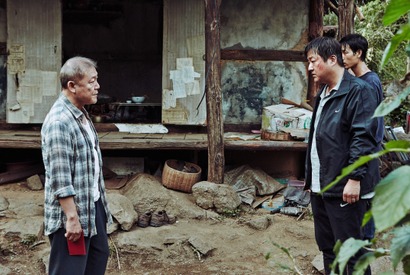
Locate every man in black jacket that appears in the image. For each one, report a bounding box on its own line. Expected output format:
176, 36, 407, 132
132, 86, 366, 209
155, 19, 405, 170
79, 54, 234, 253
304, 37, 379, 275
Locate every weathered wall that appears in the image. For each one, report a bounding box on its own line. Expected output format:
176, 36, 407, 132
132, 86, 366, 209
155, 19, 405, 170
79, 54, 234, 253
0, 1, 6, 121
220, 0, 309, 124
222, 61, 307, 124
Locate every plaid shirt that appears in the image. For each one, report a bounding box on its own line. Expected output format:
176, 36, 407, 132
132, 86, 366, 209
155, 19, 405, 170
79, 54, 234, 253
41, 94, 112, 237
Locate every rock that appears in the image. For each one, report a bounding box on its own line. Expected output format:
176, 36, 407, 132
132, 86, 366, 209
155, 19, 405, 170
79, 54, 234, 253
192, 181, 219, 209
0, 216, 44, 238
121, 173, 173, 213
312, 254, 325, 274
192, 181, 241, 214
0, 264, 11, 275
188, 236, 215, 256
163, 235, 188, 245
26, 174, 43, 190
213, 184, 242, 214
246, 216, 271, 230
0, 195, 9, 211
107, 193, 138, 231
107, 220, 120, 234
121, 173, 218, 220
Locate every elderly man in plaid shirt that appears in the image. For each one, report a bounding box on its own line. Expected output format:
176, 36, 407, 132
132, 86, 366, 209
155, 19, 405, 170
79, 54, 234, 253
41, 56, 112, 275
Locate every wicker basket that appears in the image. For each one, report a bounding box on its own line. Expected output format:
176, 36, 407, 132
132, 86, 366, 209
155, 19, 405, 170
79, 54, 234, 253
162, 159, 202, 193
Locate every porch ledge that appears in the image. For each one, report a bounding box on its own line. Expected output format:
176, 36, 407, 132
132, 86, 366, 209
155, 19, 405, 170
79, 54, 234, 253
0, 130, 307, 151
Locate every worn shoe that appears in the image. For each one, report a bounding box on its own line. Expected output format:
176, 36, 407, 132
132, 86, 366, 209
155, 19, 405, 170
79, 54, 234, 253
137, 211, 152, 228
150, 210, 176, 227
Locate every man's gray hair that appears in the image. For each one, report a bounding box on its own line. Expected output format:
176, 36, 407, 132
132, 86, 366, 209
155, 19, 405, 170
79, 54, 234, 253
60, 56, 97, 88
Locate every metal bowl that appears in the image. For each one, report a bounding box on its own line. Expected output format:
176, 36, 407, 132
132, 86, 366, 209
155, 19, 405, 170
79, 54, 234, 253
131, 96, 145, 103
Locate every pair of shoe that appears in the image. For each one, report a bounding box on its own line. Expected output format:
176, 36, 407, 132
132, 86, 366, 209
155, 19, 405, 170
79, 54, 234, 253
137, 210, 176, 228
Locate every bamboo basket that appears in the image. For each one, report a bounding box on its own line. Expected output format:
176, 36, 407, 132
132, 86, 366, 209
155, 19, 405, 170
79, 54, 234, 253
162, 159, 202, 193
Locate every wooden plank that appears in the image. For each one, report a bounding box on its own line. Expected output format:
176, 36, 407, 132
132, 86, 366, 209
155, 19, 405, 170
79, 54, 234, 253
122, 133, 148, 139
221, 49, 305, 62
164, 133, 187, 140
185, 134, 206, 140
0, 130, 307, 151
98, 138, 208, 150
102, 132, 130, 139
14, 132, 41, 137
145, 134, 164, 139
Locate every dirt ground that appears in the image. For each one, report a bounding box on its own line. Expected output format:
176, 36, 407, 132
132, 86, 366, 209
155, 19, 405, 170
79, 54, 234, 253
0, 181, 322, 275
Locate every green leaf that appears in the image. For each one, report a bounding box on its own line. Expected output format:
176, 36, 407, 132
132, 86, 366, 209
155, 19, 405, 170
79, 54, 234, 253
362, 210, 373, 228
384, 139, 410, 150
372, 166, 410, 232
332, 238, 370, 274
390, 225, 410, 269
383, 0, 410, 26
380, 24, 410, 69
354, 248, 389, 275
374, 85, 410, 117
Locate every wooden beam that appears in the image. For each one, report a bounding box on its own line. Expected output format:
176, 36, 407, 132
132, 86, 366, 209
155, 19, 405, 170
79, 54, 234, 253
307, 0, 324, 108
221, 49, 305, 62
205, 0, 224, 184
337, 0, 355, 39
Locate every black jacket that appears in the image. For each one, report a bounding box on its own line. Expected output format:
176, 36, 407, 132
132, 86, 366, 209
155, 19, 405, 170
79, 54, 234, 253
305, 70, 380, 197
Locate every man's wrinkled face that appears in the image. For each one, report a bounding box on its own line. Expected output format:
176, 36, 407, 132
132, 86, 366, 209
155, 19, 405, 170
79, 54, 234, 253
72, 67, 100, 107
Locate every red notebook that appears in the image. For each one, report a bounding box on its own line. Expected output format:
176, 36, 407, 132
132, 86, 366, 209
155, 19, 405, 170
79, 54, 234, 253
67, 231, 86, 256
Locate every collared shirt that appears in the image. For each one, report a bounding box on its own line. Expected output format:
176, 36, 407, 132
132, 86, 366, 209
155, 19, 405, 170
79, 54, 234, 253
311, 79, 343, 192
41, 94, 111, 237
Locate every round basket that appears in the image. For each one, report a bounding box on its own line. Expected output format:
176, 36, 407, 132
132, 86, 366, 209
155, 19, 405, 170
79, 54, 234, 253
162, 159, 202, 193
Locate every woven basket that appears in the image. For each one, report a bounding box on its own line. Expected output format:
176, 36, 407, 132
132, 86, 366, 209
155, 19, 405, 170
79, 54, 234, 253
162, 159, 202, 193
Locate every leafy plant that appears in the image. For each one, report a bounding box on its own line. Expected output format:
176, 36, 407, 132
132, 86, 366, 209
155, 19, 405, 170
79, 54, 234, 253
322, 0, 410, 273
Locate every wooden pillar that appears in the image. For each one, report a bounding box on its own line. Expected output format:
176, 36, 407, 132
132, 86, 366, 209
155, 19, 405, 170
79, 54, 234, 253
205, 0, 224, 184
337, 0, 355, 39
307, 0, 324, 107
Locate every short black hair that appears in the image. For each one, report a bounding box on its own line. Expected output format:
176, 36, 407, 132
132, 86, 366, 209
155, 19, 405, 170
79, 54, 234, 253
340, 33, 368, 61
304, 36, 344, 66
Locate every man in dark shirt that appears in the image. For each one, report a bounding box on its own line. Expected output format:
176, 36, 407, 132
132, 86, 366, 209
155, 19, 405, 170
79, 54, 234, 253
340, 34, 384, 241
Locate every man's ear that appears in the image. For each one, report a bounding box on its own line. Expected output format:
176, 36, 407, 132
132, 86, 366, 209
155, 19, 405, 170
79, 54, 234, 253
328, 54, 338, 66
67, 81, 76, 94
356, 49, 363, 58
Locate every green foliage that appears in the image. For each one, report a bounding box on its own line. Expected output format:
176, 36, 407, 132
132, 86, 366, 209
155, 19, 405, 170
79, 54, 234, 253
355, 0, 408, 81
321, 1, 410, 272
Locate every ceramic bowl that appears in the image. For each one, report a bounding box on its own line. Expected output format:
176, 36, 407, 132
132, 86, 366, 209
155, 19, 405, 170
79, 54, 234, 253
131, 96, 145, 103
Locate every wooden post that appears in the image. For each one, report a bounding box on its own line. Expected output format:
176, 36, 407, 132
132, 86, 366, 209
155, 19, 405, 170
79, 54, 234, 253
205, 0, 224, 184
307, 0, 324, 107
337, 0, 355, 39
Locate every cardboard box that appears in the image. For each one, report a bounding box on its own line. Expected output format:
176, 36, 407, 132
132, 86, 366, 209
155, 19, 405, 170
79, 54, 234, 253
261, 104, 312, 132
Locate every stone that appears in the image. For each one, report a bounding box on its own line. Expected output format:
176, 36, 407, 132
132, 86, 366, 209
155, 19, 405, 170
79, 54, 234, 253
0, 195, 9, 211
107, 192, 138, 231
246, 216, 271, 230
26, 174, 44, 190
192, 181, 241, 214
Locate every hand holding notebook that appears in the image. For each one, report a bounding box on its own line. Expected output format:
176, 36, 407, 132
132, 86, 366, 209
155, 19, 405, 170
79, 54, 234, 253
67, 231, 86, 256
